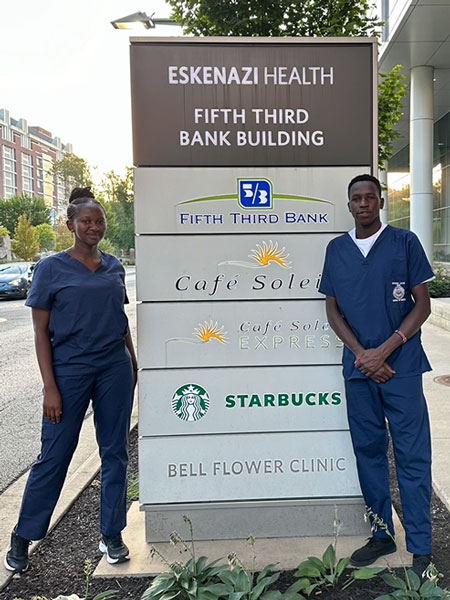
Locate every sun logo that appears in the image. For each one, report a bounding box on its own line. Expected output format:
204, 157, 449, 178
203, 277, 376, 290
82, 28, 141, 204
194, 321, 228, 344
249, 241, 291, 268
167, 320, 228, 345
218, 240, 291, 269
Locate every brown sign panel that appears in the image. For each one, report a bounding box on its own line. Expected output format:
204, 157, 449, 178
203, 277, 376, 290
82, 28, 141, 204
130, 39, 374, 168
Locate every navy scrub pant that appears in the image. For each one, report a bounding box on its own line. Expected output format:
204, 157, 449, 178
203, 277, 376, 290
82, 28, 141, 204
16, 359, 134, 541
345, 375, 432, 556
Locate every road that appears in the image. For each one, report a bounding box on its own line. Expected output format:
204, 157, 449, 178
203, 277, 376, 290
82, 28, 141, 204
0, 268, 136, 493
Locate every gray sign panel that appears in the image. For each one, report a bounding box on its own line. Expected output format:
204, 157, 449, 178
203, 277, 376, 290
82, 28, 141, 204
139, 366, 348, 436
137, 300, 342, 368
131, 40, 374, 167
139, 431, 361, 504
134, 167, 361, 234
136, 233, 334, 301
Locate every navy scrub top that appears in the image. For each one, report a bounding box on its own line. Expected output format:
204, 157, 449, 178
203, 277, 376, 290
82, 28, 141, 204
319, 225, 434, 380
26, 251, 130, 374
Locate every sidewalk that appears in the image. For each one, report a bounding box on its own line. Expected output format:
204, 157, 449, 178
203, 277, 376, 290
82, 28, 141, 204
1, 298, 449, 589
0, 404, 138, 591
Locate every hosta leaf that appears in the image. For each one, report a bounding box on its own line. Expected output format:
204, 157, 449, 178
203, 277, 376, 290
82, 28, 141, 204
304, 557, 324, 570
295, 566, 322, 579
259, 591, 282, 600
257, 564, 279, 580
404, 569, 421, 591
336, 557, 351, 577
200, 583, 230, 596
382, 573, 407, 590
322, 544, 337, 570
353, 566, 386, 580
285, 578, 309, 594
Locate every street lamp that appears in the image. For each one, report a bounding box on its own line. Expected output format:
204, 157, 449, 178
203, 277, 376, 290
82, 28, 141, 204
111, 11, 177, 30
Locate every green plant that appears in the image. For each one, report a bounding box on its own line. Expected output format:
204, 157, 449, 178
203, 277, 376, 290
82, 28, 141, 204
218, 558, 288, 600
11, 215, 39, 260
429, 264, 450, 298
376, 568, 450, 599
127, 474, 139, 502
98, 237, 117, 255
378, 65, 408, 169
0, 223, 9, 236
141, 516, 230, 600
35, 223, 56, 252
364, 509, 449, 600
294, 542, 384, 596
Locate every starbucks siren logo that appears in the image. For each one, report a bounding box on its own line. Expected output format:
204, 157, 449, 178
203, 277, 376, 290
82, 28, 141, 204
172, 384, 210, 422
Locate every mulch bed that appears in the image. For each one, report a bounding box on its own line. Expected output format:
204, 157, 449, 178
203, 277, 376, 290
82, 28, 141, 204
2, 428, 450, 600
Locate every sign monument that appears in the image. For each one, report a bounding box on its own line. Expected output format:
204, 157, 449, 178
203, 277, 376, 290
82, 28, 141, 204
130, 37, 378, 541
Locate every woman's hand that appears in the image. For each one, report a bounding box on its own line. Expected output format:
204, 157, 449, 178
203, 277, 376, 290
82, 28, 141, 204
43, 385, 62, 424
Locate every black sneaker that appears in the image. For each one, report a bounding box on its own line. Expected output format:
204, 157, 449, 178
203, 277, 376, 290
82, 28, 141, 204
99, 533, 130, 564
4, 527, 30, 573
412, 554, 432, 579
350, 536, 397, 567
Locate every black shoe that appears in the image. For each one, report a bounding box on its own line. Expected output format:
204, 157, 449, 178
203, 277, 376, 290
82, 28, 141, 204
99, 533, 130, 564
350, 536, 397, 567
412, 554, 432, 579
4, 527, 30, 573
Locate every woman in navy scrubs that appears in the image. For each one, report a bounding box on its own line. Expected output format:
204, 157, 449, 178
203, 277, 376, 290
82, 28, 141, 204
4, 187, 137, 572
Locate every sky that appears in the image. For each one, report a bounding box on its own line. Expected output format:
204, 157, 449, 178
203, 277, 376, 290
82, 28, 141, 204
0, 0, 181, 183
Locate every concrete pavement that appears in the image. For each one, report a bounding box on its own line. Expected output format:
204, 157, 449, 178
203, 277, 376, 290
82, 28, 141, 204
1, 298, 449, 589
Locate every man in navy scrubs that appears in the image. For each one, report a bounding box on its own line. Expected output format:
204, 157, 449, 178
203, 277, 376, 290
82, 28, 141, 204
319, 174, 434, 577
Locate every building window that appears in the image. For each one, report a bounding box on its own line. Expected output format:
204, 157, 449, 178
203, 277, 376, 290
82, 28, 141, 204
2, 146, 17, 198
22, 153, 34, 197
21, 135, 32, 150
0, 126, 14, 143
35, 155, 44, 196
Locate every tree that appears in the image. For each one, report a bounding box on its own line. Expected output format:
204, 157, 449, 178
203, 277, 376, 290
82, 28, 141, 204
166, 0, 406, 166
99, 168, 135, 253
168, 0, 382, 37
378, 65, 408, 170
35, 223, 56, 252
51, 153, 92, 200
98, 237, 117, 255
54, 215, 73, 252
11, 216, 39, 260
0, 195, 51, 234
0, 223, 9, 237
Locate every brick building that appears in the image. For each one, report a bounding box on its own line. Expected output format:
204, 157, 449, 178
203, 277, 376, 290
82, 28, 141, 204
0, 108, 72, 223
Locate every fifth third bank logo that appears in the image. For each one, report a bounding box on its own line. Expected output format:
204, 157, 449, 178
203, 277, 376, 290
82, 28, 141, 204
238, 179, 273, 210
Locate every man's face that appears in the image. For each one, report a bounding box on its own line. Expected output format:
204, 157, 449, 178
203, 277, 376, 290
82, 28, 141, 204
347, 180, 384, 228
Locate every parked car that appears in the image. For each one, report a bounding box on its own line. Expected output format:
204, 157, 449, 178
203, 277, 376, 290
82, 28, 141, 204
0, 262, 34, 299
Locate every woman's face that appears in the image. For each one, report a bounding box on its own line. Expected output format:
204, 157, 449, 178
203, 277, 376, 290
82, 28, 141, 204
68, 203, 107, 247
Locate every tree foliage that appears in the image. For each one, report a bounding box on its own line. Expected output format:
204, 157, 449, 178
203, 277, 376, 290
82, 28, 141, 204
11, 216, 39, 260
54, 215, 73, 252
378, 65, 408, 169
35, 223, 56, 252
167, 0, 406, 165
98, 168, 135, 252
51, 153, 92, 200
0, 223, 9, 237
0, 195, 51, 234
167, 0, 382, 37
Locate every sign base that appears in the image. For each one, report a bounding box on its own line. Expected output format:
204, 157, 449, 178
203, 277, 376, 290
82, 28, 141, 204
142, 497, 370, 543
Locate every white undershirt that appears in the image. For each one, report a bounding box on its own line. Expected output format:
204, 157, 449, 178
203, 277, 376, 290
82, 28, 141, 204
348, 224, 387, 257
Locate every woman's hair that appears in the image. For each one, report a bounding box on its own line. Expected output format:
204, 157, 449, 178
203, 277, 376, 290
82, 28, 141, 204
67, 187, 104, 220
